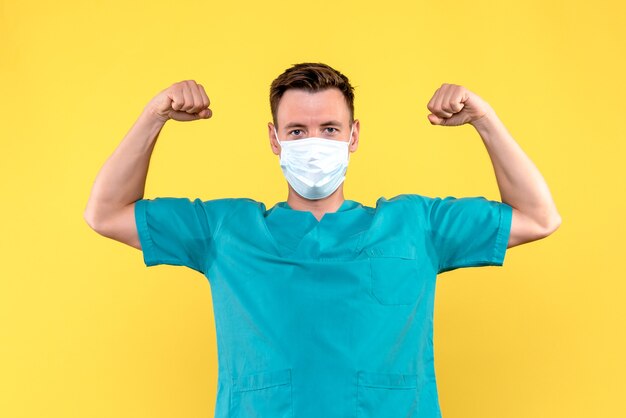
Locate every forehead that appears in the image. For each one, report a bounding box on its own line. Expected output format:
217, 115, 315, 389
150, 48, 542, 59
276, 88, 350, 127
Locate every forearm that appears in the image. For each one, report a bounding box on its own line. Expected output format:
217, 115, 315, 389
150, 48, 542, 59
471, 112, 561, 230
84, 107, 166, 226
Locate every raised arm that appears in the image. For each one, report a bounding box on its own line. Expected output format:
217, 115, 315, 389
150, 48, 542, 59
83, 80, 212, 249
426, 83, 561, 248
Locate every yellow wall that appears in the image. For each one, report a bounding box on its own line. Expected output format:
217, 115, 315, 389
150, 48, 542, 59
1, 1, 624, 417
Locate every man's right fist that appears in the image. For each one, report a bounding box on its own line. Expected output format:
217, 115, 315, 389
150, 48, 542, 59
145, 80, 212, 122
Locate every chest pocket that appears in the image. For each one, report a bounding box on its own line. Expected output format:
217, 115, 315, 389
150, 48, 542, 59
230, 368, 293, 418
366, 246, 426, 306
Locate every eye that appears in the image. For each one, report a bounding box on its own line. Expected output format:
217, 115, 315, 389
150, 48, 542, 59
288, 129, 303, 136
324, 127, 338, 134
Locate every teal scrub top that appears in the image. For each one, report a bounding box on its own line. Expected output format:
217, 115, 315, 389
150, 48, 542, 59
134, 194, 513, 418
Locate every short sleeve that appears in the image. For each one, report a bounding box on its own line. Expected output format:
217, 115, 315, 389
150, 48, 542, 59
134, 197, 232, 274
427, 196, 513, 274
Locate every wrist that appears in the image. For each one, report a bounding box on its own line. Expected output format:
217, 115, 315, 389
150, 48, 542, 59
469, 108, 499, 133
142, 105, 170, 125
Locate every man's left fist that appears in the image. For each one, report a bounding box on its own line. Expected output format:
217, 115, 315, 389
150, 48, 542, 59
426, 83, 494, 127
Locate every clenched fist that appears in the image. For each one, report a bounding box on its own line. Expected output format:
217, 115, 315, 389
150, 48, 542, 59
426, 83, 494, 127
145, 80, 212, 122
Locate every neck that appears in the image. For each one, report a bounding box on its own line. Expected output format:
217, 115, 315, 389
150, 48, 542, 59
286, 185, 346, 221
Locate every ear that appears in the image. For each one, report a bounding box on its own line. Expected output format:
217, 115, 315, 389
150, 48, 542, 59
268, 122, 281, 156
349, 119, 360, 153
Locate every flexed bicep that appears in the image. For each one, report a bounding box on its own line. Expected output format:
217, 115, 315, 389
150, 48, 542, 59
85, 203, 141, 250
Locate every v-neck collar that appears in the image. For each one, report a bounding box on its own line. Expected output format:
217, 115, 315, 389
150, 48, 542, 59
275, 199, 361, 220
262, 199, 372, 258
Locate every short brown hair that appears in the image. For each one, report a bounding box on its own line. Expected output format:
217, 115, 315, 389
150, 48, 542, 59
269, 62, 355, 128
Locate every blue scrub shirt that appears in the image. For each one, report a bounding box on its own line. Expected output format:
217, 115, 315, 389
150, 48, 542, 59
134, 194, 512, 418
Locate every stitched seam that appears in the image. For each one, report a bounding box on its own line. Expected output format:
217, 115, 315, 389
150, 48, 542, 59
202, 199, 248, 274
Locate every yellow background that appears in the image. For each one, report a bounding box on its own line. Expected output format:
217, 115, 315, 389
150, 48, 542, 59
1, 0, 624, 417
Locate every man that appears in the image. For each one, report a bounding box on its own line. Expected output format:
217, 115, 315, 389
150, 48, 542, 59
84, 63, 560, 418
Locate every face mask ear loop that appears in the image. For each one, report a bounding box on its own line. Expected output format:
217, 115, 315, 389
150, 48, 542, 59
346, 123, 355, 161
274, 126, 283, 149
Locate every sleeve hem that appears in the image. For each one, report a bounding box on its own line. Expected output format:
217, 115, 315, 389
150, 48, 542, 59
436, 201, 513, 274
134, 199, 159, 267
491, 202, 513, 265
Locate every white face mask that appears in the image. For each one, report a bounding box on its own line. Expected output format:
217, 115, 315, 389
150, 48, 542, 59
274, 124, 354, 200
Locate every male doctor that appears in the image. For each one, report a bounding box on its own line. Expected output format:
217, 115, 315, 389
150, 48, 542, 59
85, 62, 560, 418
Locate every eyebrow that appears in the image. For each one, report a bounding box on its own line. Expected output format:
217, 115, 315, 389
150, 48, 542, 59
283, 120, 343, 129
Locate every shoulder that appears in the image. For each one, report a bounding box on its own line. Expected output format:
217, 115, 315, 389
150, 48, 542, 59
369, 194, 439, 231
199, 197, 266, 211
194, 198, 267, 228
373, 194, 497, 223
376, 194, 500, 210
374, 193, 439, 212
139, 197, 267, 226
140, 196, 265, 212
